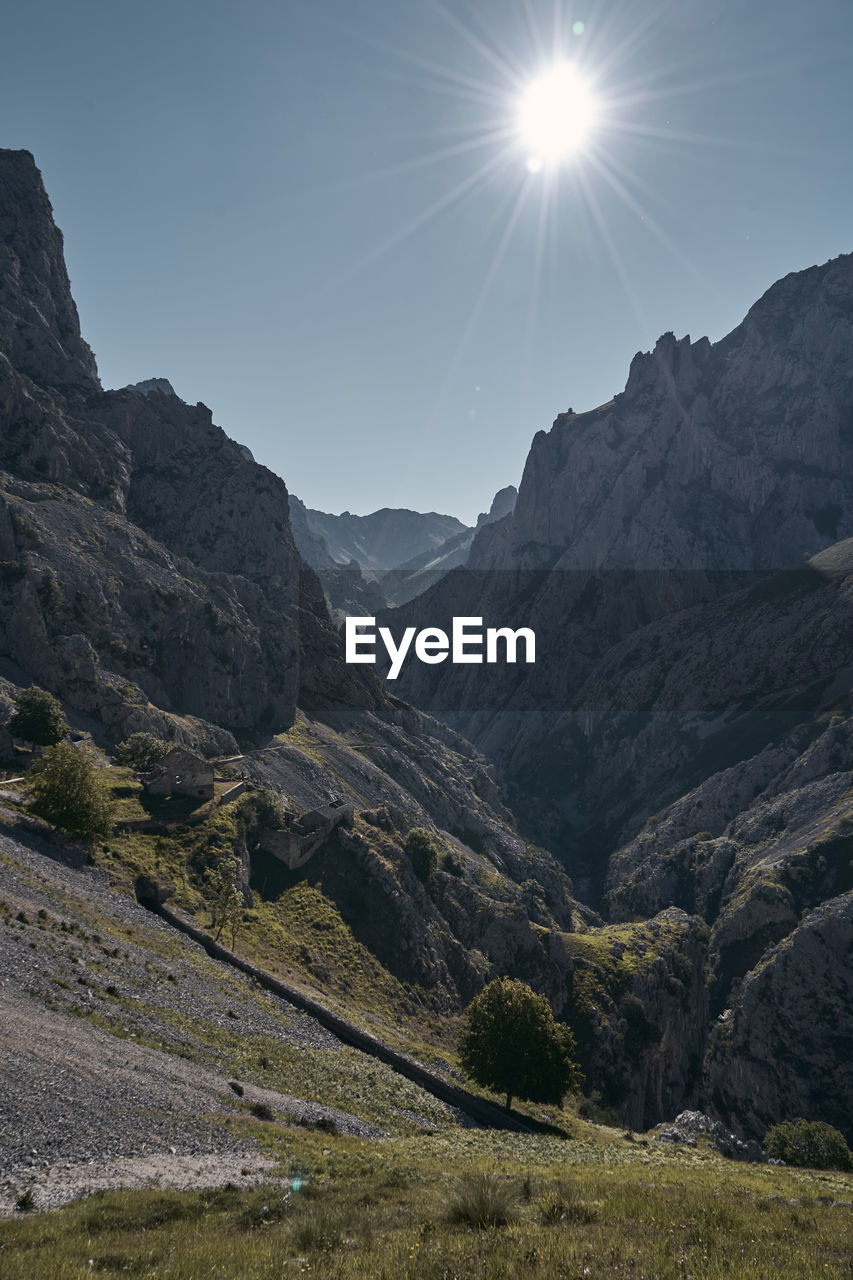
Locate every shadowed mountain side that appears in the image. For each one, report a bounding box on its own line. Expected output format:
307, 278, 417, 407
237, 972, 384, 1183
0, 148, 384, 744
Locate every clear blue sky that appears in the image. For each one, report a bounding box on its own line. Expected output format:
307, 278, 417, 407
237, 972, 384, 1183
3, 0, 851, 524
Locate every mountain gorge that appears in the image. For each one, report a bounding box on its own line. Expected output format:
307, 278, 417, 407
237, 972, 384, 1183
0, 147, 607, 1063
2, 145, 853, 1147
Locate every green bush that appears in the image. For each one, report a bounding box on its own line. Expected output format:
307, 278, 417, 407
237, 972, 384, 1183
8, 684, 68, 747
28, 742, 115, 841
764, 1118, 852, 1170
114, 732, 171, 772
238, 788, 288, 832
404, 827, 439, 882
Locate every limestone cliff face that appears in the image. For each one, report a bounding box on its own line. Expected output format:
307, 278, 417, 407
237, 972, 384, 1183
473, 256, 853, 574
706, 893, 853, 1142
0, 149, 98, 393
0, 148, 378, 740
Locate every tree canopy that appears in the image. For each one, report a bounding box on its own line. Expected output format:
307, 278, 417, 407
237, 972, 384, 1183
458, 977, 582, 1112
8, 685, 68, 747
28, 742, 115, 842
114, 732, 171, 772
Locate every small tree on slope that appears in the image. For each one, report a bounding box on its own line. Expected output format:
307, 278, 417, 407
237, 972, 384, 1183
28, 742, 114, 842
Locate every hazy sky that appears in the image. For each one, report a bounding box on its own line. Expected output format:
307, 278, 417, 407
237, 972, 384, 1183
3, 0, 851, 523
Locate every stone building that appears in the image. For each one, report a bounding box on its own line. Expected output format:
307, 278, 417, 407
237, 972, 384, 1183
258, 798, 353, 871
142, 748, 214, 801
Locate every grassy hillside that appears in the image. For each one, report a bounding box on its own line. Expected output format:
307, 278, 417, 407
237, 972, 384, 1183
3, 1131, 852, 1278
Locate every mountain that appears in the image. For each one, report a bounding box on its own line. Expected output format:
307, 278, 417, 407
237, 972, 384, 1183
4, 147, 853, 1144
377, 254, 853, 1137
291, 489, 516, 617
383, 253, 853, 805
379, 485, 518, 607
0, 147, 596, 1059
292, 500, 468, 572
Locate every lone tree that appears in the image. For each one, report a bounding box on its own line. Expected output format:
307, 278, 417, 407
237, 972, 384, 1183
8, 685, 68, 748
28, 742, 115, 842
205, 856, 244, 948
458, 977, 582, 1112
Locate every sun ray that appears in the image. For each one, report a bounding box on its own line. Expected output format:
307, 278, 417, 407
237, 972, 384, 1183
305, 145, 521, 308
519, 170, 554, 411
418, 173, 536, 442
584, 149, 729, 303
575, 164, 654, 338
427, 0, 531, 89
580, 0, 677, 82
520, 0, 548, 65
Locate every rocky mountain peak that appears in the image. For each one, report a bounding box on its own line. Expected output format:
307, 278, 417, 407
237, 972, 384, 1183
476, 484, 517, 529
464, 252, 853, 574
124, 377, 178, 398
0, 149, 99, 391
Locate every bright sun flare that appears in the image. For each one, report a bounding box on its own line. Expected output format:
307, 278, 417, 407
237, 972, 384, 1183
519, 63, 597, 168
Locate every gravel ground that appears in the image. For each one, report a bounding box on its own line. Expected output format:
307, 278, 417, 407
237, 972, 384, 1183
0, 825, 398, 1214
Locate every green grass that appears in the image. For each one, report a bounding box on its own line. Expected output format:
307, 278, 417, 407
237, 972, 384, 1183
2, 1129, 852, 1278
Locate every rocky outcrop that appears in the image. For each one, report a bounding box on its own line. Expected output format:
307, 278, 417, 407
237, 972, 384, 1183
706, 893, 853, 1143
654, 1110, 766, 1161
0, 149, 98, 392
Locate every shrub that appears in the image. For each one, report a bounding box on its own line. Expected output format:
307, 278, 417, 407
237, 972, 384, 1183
764, 1118, 852, 1170
239, 788, 288, 832
458, 976, 582, 1111
8, 684, 68, 747
114, 732, 170, 772
443, 1173, 516, 1229
404, 827, 439, 882
28, 742, 115, 841
15, 1188, 35, 1213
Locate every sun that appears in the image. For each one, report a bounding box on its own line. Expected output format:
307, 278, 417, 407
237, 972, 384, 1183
519, 63, 598, 168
